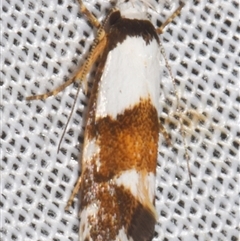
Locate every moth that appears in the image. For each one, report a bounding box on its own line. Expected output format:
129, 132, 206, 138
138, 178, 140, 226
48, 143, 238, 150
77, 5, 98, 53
27, 1, 185, 240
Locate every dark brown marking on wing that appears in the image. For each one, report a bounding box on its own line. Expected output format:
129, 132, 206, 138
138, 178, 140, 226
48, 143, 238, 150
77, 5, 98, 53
116, 185, 156, 241
105, 10, 159, 51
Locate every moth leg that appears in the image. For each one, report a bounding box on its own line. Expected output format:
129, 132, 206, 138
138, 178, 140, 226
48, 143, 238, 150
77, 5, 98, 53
65, 175, 82, 211
78, 0, 101, 29
26, 27, 107, 100
26, 77, 77, 101
72, 27, 106, 94
156, 3, 185, 34
159, 121, 171, 146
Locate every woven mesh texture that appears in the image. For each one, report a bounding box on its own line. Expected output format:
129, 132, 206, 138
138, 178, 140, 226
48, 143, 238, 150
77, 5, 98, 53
1, 0, 239, 241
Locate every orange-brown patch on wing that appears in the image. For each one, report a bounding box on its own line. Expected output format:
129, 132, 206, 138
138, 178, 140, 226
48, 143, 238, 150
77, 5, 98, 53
94, 98, 159, 182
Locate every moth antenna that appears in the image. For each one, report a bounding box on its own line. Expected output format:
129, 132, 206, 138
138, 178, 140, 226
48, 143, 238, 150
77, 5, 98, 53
57, 83, 83, 153
159, 40, 192, 186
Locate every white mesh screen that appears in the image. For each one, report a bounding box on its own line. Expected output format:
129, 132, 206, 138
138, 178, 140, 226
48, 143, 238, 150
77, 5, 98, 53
1, 0, 239, 241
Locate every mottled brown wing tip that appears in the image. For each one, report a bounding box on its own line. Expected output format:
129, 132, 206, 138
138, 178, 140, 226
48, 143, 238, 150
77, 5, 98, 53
128, 203, 156, 241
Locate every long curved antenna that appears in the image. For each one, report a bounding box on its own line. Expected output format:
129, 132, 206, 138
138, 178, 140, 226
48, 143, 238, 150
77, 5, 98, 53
57, 82, 83, 153
159, 40, 192, 186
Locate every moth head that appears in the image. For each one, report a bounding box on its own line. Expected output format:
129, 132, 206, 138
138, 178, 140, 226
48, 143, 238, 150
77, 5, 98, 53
115, 0, 156, 19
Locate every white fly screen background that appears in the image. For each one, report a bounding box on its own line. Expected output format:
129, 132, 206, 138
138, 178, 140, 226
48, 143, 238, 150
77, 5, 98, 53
1, 0, 239, 241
